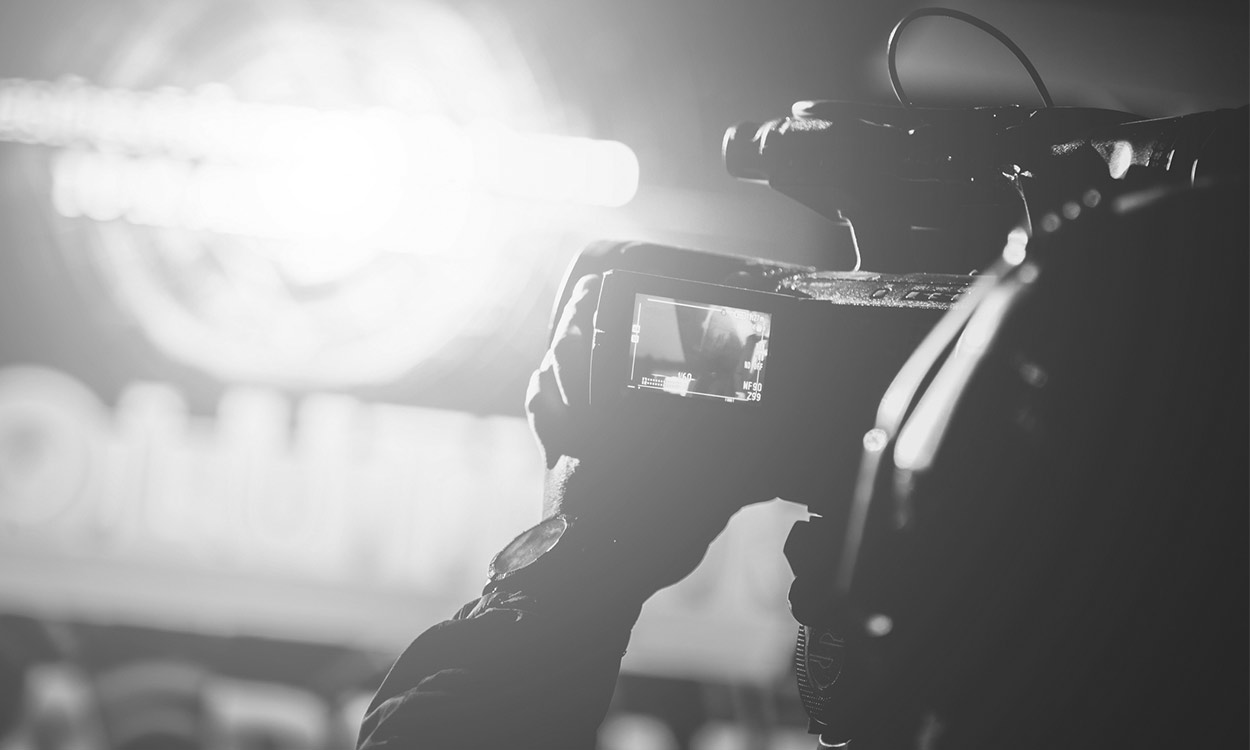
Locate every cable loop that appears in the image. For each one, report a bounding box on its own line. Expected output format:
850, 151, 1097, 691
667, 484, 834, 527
887, 8, 1054, 109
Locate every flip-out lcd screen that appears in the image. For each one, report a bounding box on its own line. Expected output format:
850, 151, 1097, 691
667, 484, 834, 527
627, 293, 771, 403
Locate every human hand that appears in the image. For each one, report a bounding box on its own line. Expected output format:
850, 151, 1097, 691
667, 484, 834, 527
525, 274, 601, 476
525, 274, 776, 594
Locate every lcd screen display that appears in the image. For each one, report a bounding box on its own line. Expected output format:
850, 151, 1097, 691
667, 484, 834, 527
627, 294, 771, 403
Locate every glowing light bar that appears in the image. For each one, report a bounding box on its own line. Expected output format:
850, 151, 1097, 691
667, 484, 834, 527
474, 125, 640, 208
0, 77, 640, 244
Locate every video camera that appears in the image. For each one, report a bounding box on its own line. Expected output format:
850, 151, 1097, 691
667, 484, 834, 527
557, 9, 1246, 745
567, 93, 1248, 740
575, 97, 1129, 513
569, 93, 1246, 745
587, 262, 971, 512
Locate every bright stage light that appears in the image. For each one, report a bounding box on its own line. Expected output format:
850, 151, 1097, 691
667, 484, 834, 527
474, 124, 640, 207
5, 1, 640, 387
10, 80, 637, 241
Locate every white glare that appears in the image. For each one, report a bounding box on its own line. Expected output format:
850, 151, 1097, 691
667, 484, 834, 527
5, 77, 639, 244
1108, 139, 1133, 179
2, 0, 640, 388
865, 614, 894, 637
862, 428, 889, 453
1001, 226, 1028, 265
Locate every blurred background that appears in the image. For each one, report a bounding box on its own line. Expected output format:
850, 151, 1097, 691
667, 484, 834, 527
0, 0, 1243, 748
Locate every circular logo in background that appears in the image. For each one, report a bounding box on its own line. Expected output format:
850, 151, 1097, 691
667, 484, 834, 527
26, 0, 589, 387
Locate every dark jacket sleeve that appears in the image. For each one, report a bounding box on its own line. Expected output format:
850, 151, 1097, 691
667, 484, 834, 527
357, 590, 642, 750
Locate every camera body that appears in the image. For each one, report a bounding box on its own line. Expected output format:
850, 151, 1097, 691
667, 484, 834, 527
588, 266, 974, 511
572, 98, 1139, 513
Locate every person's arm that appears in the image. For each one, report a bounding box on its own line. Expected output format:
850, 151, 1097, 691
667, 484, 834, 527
358, 275, 771, 749
357, 586, 641, 749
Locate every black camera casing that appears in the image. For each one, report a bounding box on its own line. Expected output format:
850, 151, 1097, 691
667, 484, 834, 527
590, 267, 969, 512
